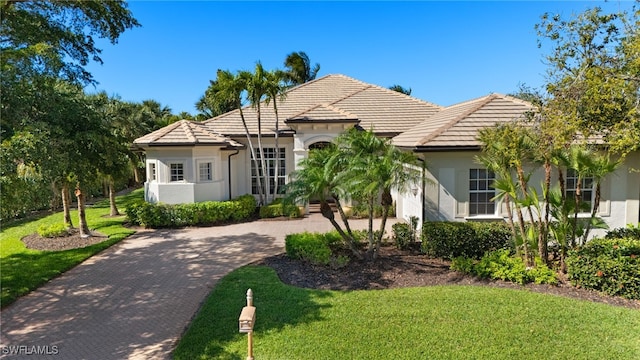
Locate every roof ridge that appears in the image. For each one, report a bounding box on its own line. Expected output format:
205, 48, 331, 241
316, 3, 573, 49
147, 120, 183, 143
415, 94, 498, 145
323, 103, 358, 118
327, 84, 373, 107
181, 120, 197, 143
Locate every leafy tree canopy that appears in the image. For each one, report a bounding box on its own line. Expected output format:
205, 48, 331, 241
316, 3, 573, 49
1, 0, 140, 84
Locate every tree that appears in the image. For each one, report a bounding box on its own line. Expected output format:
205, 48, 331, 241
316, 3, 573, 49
536, 6, 639, 157
287, 128, 421, 261
283, 51, 320, 86
214, 69, 265, 205
263, 69, 288, 200
388, 84, 412, 95
286, 146, 362, 259
1, 0, 140, 85
196, 79, 238, 118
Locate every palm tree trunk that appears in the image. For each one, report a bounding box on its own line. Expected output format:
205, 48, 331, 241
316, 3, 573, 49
502, 193, 518, 248
75, 184, 91, 237
239, 107, 264, 205
109, 179, 120, 216
321, 201, 362, 259
366, 196, 375, 258
255, 104, 269, 204
571, 179, 582, 248
374, 189, 393, 261
332, 195, 354, 237
62, 182, 73, 228
272, 102, 280, 200
582, 182, 601, 245
539, 161, 552, 264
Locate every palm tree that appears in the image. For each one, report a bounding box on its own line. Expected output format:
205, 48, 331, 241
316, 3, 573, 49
263, 69, 288, 200
286, 147, 362, 259
283, 51, 320, 86
215, 69, 265, 205
335, 128, 421, 260
388, 84, 412, 95
243, 64, 270, 204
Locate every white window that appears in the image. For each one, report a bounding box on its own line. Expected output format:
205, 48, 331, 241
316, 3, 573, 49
565, 169, 594, 210
199, 162, 212, 182
149, 163, 156, 181
170, 163, 184, 182
469, 169, 495, 216
251, 148, 286, 195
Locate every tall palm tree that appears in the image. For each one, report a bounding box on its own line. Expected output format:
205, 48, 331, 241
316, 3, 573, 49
283, 51, 320, 86
215, 69, 265, 205
263, 69, 288, 200
243, 64, 270, 204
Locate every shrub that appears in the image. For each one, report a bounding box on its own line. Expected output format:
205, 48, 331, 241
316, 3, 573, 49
285, 231, 345, 266
605, 224, 640, 240
452, 249, 557, 285
567, 237, 640, 299
392, 217, 418, 250
125, 195, 257, 228
37, 223, 69, 238
259, 198, 302, 219
421, 221, 511, 259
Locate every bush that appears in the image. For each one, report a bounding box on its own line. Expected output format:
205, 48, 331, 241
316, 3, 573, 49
452, 249, 557, 285
421, 221, 511, 259
37, 223, 69, 238
392, 216, 418, 250
567, 237, 640, 299
605, 224, 640, 240
285, 231, 346, 267
125, 195, 257, 228
259, 198, 302, 219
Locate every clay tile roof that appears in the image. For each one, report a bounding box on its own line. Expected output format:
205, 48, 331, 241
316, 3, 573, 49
392, 94, 534, 149
287, 103, 359, 123
133, 120, 243, 147
202, 74, 442, 137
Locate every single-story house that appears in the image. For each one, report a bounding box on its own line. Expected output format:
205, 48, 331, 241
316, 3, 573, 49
133, 74, 639, 234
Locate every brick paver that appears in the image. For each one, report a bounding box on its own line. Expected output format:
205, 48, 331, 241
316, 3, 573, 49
0, 214, 400, 359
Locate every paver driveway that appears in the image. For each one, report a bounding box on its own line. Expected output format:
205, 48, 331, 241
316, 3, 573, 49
1, 214, 399, 359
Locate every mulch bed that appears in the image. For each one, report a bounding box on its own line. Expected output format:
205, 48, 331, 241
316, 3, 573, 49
21, 228, 109, 251
257, 246, 640, 310
22, 232, 639, 310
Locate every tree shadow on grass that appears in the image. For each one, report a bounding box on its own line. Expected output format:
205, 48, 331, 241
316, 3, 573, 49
173, 265, 334, 360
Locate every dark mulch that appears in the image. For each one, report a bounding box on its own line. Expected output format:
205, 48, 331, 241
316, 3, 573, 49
22, 232, 639, 310
21, 228, 109, 251
257, 246, 640, 310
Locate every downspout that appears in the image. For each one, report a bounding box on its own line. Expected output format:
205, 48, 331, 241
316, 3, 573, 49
417, 157, 426, 223
228, 149, 240, 200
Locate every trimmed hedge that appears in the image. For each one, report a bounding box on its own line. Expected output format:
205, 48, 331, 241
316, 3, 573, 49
605, 225, 640, 240
259, 198, 302, 219
567, 237, 640, 299
285, 231, 348, 267
421, 221, 512, 259
125, 195, 257, 228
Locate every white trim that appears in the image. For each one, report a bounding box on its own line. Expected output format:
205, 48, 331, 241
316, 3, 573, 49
168, 161, 186, 182
197, 159, 214, 182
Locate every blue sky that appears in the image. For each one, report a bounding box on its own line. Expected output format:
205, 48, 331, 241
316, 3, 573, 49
84, 1, 631, 115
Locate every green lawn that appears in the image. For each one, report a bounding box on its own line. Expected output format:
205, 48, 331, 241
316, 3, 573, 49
0, 189, 142, 307
174, 266, 640, 360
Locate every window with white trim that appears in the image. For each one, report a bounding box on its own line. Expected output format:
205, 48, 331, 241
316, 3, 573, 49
199, 161, 212, 182
469, 169, 496, 216
149, 163, 156, 181
251, 148, 286, 195
170, 163, 184, 182
565, 169, 594, 210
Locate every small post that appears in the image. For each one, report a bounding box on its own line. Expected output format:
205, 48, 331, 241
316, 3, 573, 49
246, 289, 253, 360
239, 289, 255, 360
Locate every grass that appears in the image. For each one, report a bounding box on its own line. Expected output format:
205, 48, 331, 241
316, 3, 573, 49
174, 266, 640, 360
0, 189, 143, 307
